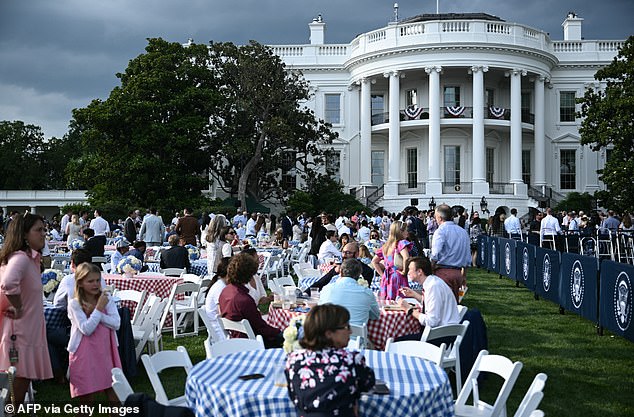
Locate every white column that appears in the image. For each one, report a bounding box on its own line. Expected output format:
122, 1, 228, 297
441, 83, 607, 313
386, 70, 401, 185
534, 76, 546, 188
509, 68, 526, 185
471, 65, 488, 184
426, 66, 442, 192
360, 78, 372, 186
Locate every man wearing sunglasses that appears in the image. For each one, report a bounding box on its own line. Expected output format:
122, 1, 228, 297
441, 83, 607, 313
306, 241, 374, 293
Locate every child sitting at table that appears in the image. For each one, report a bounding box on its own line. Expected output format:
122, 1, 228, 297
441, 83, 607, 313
285, 303, 375, 417
67, 263, 121, 405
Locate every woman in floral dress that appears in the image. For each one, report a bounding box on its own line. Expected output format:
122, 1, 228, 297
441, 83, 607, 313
371, 220, 412, 300
285, 303, 375, 417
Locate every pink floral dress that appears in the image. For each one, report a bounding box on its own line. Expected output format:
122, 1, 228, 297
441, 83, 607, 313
285, 347, 375, 417
375, 239, 413, 300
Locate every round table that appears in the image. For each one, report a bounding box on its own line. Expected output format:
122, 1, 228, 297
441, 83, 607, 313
267, 304, 421, 351
185, 348, 454, 417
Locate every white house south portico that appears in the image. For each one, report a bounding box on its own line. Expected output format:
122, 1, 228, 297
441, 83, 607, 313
270, 12, 623, 213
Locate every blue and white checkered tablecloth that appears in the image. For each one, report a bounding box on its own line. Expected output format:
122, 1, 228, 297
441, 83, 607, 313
44, 305, 70, 329
186, 348, 453, 417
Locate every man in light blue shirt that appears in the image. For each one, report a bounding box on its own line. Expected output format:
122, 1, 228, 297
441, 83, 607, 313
318, 259, 380, 326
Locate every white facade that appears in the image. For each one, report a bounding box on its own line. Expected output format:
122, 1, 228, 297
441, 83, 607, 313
269, 13, 624, 214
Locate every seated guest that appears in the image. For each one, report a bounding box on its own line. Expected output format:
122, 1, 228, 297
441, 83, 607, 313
83, 228, 105, 258
110, 239, 130, 272
50, 224, 64, 241
242, 248, 270, 306
318, 259, 380, 327
127, 241, 149, 272
218, 253, 283, 348
396, 256, 460, 340
317, 230, 341, 263
160, 234, 191, 271
308, 242, 375, 293
286, 303, 375, 417
53, 249, 99, 308
203, 258, 230, 342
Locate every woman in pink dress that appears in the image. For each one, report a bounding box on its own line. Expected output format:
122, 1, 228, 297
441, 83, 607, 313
0, 213, 53, 404
371, 220, 412, 300
67, 262, 121, 403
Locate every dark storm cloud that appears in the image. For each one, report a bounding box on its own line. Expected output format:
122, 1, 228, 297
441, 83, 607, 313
0, 0, 631, 138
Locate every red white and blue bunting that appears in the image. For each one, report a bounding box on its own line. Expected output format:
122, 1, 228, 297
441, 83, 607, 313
445, 106, 465, 117
489, 106, 506, 118
404, 106, 425, 119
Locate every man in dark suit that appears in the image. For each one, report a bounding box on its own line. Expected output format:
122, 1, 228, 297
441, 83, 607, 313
281, 212, 293, 240
160, 234, 191, 272
83, 228, 105, 259
124, 210, 137, 243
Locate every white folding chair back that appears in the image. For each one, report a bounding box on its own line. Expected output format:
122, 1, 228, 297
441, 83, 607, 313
265, 255, 283, 281
220, 318, 257, 339
274, 276, 297, 290
113, 289, 147, 324
529, 411, 544, 417
133, 294, 159, 327
141, 346, 193, 406
421, 320, 470, 395
111, 367, 134, 404
92, 256, 108, 264
347, 336, 363, 351
350, 322, 370, 349
513, 373, 547, 417
457, 305, 468, 322
133, 299, 166, 360
161, 268, 186, 277
209, 335, 265, 358
455, 350, 523, 417
181, 273, 202, 285
256, 252, 272, 277
597, 229, 615, 261
267, 278, 282, 294
169, 282, 200, 338
384, 338, 446, 366
540, 230, 556, 249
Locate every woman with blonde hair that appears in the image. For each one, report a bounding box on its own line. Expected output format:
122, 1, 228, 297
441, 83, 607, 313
371, 220, 412, 300
66, 214, 82, 246
203, 214, 228, 275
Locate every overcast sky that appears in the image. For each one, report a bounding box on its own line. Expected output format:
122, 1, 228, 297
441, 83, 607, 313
1, 0, 632, 139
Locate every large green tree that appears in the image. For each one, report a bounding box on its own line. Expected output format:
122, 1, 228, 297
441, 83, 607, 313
0, 120, 69, 189
579, 36, 634, 212
205, 41, 337, 209
66, 38, 220, 214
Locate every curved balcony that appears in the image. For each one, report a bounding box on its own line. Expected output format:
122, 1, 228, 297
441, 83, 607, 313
371, 107, 534, 126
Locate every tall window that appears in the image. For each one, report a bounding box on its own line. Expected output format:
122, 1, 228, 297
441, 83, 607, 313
406, 89, 418, 107
522, 150, 531, 185
407, 148, 417, 188
371, 94, 385, 124
560, 149, 576, 189
325, 151, 341, 183
324, 94, 341, 124
443, 86, 461, 106
486, 88, 495, 107
444, 146, 461, 185
486, 148, 495, 183
371, 151, 384, 185
281, 151, 297, 191
560, 91, 576, 122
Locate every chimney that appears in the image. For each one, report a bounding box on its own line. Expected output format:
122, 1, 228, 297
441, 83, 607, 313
309, 14, 325, 45
562, 12, 583, 41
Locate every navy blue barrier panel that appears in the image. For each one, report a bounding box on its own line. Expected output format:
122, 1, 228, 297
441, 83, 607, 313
516, 242, 536, 291
560, 253, 598, 322
477, 235, 488, 268
534, 247, 561, 305
498, 238, 517, 281
599, 260, 634, 342
488, 237, 499, 273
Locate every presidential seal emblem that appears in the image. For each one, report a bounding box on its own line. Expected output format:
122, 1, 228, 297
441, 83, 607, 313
614, 272, 631, 331
570, 260, 584, 309
522, 247, 529, 281
542, 254, 551, 292
504, 243, 512, 275
491, 241, 497, 270
480, 239, 486, 265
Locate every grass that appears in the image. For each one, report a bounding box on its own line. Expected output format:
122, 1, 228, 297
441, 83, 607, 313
35, 268, 634, 416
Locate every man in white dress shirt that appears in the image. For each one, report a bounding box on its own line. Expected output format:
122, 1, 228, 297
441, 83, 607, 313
540, 208, 562, 249
504, 208, 522, 238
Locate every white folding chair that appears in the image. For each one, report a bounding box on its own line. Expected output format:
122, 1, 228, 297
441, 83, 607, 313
267, 278, 282, 294
197, 306, 222, 359
166, 282, 200, 338
113, 289, 147, 325
209, 335, 265, 358
540, 229, 556, 250
274, 276, 297, 290
347, 336, 363, 351
454, 350, 523, 417
457, 305, 468, 322
111, 367, 134, 404
181, 273, 202, 285
513, 373, 547, 417
220, 317, 257, 339
133, 299, 166, 360
384, 338, 446, 366
528, 411, 544, 417
421, 321, 470, 395
141, 346, 193, 406
160, 268, 186, 277
350, 322, 370, 349
596, 229, 615, 261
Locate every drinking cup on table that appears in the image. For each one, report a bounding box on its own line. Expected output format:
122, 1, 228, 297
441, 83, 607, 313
310, 287, 320, 300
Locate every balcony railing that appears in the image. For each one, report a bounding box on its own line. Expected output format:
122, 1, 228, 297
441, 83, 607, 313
442, 182, 472, 194
398, 182, 426, 195
370, 107, 534, 125
489, 182, 514, 194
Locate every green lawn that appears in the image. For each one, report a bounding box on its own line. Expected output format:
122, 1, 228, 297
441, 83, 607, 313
35, 268, 634, 416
